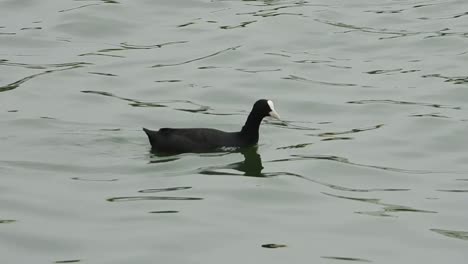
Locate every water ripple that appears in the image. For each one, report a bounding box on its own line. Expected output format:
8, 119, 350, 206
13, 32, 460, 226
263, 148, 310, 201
0, 219, 16, 224
310, 124, 384, 137
348, 99, 461, 110
422, 73, 468, 85
323, 192, 437, 217
54, 260, 81, 264
270, 154, 445, 175
315, 19, 422, 40
81, 90, 241, 116
139, 186, 191, 193
431, 228, 468, 241
149, 210, 179, 214
58, 3, 99, 13
410, 113, 450, 119
71, 177, 118, 182
151, 45, 241, 68
437, 189, 468, 193
107, 196, 202, 202
321, 256, 371, 263
0, 60, 91, 70
1, 64, 87, 93
220, 20, 257, 29
283, 74, 357, 87
261, 243, 287, 249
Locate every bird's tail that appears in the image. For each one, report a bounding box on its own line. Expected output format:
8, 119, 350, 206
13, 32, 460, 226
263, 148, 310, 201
142, 128, 157, 148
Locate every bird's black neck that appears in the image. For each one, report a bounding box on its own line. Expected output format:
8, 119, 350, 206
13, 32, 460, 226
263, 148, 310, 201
240, 112, 263, 144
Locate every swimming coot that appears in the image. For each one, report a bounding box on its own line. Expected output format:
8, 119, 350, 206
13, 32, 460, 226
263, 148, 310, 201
143, 99, 280, 154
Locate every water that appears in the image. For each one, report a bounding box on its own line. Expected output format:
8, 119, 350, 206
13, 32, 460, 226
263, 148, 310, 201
1, 0, 468, 263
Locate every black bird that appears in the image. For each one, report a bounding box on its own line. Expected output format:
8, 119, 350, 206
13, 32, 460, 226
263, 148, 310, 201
143, 99, 280, 154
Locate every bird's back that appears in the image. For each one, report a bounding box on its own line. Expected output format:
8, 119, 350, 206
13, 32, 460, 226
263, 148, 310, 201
143, 127, 242, 153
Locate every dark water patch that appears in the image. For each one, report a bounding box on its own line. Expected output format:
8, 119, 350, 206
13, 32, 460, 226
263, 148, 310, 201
220, 20, 257, 29
431, 228, 468, 240
422, 73, 468, 85
437, 189, 468, 193
311, 124, 383, 137
410, 113, 450, 119
71, 177, 118, 182
1, 65, 86, 93
293, 59, 332, 64
261, 243, 287, 249
236, 68, 281, 73
54, 260, 81, 264
149, 157, 180, 164
264, 52, 290, 57
456, 179, 468, 181
176, 105, 210, 113
198, 66, 222, 70
366, 9, 403, 14
366, 68, 402, 74
139, 186, 191, 193
88, 71, 117, 77
79, 52, 125, 58
7, 110, 18, 112
327, 64, 352, 69
107, 196, 203, 202
254, 12, 303, 17
20, 27, 42, 30
99, 128, 121, 131
283, 74, 357, 87
424, 30, 468, 39
151, 46, 241, 68
155, 79, 182, 83
149, 210, 179, 214
348, 99, 461, 110
0, 219, 16, 224
59, 3, 99, 13
449, 11, 468, 19
177, 22, 195, 28
324, 192, 436, 217
321, 136, 353, 141
321, 256, 371, 262
277, 143, 313, 150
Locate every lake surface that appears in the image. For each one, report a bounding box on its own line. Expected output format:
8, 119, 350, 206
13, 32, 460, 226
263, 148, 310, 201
1, 0, 468, 263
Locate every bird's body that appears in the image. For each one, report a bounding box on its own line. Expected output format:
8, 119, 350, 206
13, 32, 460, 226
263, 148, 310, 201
143, 99, 280, 154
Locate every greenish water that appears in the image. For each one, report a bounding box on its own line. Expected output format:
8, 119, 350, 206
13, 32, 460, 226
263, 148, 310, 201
1, 0, 468, 263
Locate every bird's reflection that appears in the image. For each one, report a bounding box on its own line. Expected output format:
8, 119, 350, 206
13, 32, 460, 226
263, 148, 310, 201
195, 146, 267, 177
199, 146, 269, 177
232, 146, 264, 176
149, 146, 266, 177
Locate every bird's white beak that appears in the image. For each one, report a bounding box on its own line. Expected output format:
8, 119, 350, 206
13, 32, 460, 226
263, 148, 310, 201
269, 110, 280, 120
267, 100, 280, 120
